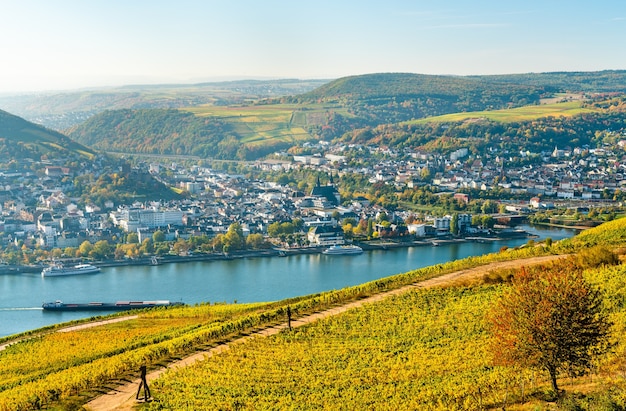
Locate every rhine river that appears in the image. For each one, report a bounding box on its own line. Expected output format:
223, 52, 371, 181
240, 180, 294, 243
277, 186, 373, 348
0, 225, 577, 338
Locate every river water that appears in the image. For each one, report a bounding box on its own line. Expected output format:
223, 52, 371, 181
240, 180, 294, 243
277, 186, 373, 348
0, 225, 576, 338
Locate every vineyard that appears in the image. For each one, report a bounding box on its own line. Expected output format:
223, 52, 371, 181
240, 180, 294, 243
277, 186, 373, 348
145, 286, 514, 410
1, 219, 626, 409
141, 248, 626, 410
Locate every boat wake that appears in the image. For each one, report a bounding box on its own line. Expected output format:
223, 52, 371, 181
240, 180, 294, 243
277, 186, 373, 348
0, 307, 43, 311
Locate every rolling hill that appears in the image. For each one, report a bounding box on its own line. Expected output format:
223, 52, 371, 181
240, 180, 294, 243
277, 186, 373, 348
65, 71, 626, 161
0, 79, 329, 130
0, 108, 97, 162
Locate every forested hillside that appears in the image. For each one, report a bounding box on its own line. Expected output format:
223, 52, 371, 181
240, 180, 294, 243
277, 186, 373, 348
469, 70, 626, 92
66, 109, 229, 157
0, 109, 96, 164
66, 71, 626, 160
342, 97, 626, 151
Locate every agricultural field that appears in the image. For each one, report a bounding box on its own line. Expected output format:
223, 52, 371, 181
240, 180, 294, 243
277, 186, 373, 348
143, 255, 626, 410
146, 286, 512, 410
184, 103, 350, 146
408, 101, 600, 125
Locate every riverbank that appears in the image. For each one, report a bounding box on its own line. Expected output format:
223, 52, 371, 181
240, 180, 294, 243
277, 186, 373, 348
0, 229, 540, 274
0, 223, 577, 339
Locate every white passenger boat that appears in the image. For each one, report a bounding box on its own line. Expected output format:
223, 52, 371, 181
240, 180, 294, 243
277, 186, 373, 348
322, 245, 364, 255
41, 263, 101, 277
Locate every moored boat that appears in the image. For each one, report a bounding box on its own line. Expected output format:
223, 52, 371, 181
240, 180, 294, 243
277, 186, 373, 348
42, 300, 184, 311
322, 244, 364, 255
41, 263, 101, 277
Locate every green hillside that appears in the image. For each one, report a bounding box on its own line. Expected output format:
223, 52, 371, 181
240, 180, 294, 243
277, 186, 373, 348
408, 100, 600, 124
0, 109, 96, 162
66, 107, 309, 160
296, 72, 544, 106
66, 71, 626, 161
341, 96, 626, 153
469, 70, 626, 92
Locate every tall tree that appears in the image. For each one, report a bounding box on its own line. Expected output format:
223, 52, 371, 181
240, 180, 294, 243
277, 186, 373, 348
450, 213, 459, 236
488, 263, 610, 393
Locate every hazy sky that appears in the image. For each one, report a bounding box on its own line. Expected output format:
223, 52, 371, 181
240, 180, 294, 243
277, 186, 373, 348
1, 0, 625, 93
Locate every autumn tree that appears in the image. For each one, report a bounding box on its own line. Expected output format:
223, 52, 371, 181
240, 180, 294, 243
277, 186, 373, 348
152, 230, 165, 243
224, 222, 244, 251
488, 263, 610, 393
126, 232, 139, 244
450, 213, 459, 236
78, 241, 94, 258
92, 240, 112, 259
172, 238, 191, 256
245, 233, 266, 249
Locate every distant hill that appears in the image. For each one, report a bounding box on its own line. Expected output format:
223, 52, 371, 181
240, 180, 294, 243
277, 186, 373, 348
66, 71, 626, 161
469, 70, 626, 92
0, 109, 96, 162
294, 72, 545, 105
65, 108, 274, 160
0, 79, 329, 130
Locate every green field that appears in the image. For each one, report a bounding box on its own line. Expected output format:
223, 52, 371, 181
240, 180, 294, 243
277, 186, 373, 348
184, 103, 350, 146
408, 101, 600, 125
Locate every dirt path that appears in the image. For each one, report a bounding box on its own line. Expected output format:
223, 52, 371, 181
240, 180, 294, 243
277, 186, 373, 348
84, 254, 566, 411
0, 315, 139, 352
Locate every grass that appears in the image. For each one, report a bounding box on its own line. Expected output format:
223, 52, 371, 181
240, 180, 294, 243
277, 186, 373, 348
182, 103, 351, 145
407, 101, 600, 125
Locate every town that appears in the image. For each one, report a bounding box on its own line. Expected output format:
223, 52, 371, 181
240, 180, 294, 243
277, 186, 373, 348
0, 136, 623, 268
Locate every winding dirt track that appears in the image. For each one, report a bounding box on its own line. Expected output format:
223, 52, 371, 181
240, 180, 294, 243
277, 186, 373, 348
84, 254, 566, 411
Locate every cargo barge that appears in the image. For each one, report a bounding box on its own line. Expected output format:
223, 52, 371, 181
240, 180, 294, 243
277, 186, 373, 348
42, 300, 184, 311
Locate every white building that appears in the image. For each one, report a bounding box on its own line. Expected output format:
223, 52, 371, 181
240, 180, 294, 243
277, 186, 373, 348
111, 206, 184, 232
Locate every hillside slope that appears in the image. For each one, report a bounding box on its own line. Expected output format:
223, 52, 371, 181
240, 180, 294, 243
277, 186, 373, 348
66, 71, 626, 160
0, 109, 96, 162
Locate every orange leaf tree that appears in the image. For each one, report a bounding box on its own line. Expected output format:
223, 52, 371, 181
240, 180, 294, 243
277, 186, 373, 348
488, 262, 610, 393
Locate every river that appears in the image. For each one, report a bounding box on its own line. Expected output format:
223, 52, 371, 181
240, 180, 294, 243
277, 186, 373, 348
0, 225, 576, 338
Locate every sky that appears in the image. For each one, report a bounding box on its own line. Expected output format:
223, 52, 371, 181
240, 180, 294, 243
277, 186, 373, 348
1, 0, 625, 93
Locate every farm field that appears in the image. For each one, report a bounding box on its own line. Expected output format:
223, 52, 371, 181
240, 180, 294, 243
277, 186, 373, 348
409, 101, 600, 124
183, 103, 350, 146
